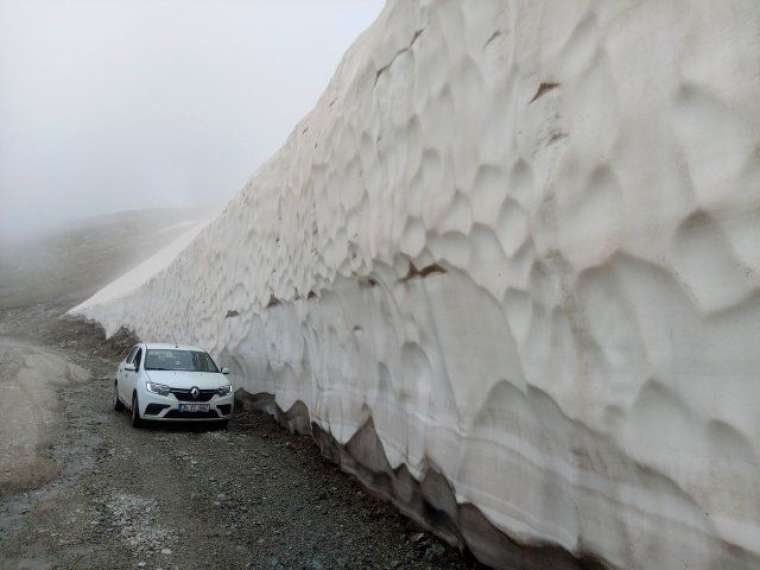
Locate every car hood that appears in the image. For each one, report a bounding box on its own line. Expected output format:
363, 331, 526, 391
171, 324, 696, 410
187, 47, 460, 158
144, 370, 229, 390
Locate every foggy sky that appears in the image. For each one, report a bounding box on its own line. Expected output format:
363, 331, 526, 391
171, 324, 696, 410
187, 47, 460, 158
0, 0, 384, 241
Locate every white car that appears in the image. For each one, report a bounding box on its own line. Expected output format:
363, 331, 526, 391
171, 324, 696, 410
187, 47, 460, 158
113, 342, 234, 427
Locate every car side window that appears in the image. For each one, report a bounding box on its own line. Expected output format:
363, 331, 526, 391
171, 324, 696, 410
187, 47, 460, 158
134, 348, 143, 371
126, 347, 138, 364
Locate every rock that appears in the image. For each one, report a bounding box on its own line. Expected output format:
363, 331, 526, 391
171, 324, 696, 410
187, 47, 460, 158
424, 543, 445, 561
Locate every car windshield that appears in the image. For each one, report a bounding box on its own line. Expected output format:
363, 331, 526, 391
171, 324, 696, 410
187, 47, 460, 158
144, 349, 219, 373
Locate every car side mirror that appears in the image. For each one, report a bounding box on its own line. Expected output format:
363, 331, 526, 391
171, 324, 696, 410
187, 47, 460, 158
221, 367, 230, 375
125, 362, 136, 372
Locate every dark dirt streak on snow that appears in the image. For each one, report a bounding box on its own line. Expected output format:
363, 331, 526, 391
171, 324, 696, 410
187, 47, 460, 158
0, 306, 478, 570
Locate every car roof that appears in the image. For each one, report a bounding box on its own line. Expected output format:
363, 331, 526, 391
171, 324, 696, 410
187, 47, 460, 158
142, 342, 208, 352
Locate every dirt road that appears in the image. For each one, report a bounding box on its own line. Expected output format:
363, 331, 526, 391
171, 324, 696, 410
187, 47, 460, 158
0, 307, 477, 569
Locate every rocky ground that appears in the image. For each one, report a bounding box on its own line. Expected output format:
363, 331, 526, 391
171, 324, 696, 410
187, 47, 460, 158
0, 302, 480, 570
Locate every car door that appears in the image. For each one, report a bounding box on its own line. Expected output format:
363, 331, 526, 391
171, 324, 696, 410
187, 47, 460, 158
120, 346, 138, 402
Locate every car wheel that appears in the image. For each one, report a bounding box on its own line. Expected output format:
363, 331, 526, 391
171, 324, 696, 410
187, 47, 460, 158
131, 393, 143, 428
113, 381, 125, 412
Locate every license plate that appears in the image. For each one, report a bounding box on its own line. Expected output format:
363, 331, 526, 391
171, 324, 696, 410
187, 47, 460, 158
178, 404, 210, 413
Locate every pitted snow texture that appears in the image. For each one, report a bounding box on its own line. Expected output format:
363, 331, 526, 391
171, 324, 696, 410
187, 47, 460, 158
75, 1, 760, 568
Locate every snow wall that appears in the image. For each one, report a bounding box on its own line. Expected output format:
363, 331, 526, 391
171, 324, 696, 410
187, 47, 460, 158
74, 1, 760, 568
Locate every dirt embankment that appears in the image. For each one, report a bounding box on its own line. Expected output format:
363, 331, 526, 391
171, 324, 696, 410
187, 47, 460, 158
0, 337, 86, 495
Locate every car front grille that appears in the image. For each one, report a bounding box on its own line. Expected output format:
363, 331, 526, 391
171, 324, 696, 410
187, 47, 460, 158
164, 410, 221, 419
170, 389, 216, 402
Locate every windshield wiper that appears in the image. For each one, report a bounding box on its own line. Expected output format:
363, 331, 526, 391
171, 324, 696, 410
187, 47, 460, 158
146, 367, 173, 371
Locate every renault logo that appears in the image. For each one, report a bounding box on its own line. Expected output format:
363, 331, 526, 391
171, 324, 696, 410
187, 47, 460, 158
190, 387, 200, 400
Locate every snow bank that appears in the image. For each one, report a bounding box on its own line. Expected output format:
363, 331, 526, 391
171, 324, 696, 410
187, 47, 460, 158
73, 1, 760, 568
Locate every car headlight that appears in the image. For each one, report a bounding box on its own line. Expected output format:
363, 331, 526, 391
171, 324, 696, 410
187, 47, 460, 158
217, 385, 232, 396
146, 381, 172, 396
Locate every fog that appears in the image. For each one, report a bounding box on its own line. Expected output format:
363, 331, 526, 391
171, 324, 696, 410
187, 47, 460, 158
0, 0, 384, 242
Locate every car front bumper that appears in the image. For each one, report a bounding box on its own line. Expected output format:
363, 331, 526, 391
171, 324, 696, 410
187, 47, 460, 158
139, 391, 234, 421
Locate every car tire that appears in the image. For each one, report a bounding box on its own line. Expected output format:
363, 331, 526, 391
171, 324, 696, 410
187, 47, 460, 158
131, 393, 143, 428
218, 420, 229, 430
113, 381, 125, 412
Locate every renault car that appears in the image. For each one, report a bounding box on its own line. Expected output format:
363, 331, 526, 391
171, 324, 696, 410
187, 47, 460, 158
113, 343, 233, 427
